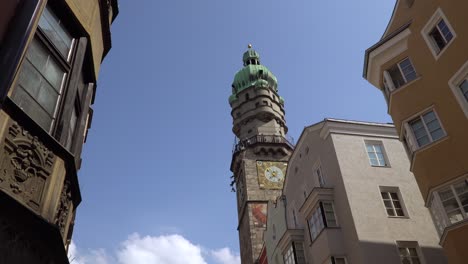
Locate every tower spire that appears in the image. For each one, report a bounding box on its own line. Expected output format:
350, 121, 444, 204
228, 47, 293, 264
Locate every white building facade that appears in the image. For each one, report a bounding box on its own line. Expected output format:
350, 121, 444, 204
264, 119, 446, 264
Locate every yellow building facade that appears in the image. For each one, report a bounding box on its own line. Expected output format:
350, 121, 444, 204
364, 0, 468, 263
0, 0, 117, 262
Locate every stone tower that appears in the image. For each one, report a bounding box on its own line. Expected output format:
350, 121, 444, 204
229, 46, 293, 263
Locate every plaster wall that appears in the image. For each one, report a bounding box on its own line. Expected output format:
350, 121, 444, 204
264, 199, 287, 264
332, 132, 446, 263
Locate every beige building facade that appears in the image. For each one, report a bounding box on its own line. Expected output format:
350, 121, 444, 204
0, 0, 117, 262
264, 119, 446, 264
363, 1, 468, 262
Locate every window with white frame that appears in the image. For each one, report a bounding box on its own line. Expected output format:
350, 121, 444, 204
383, 57, 417, 92
316, 166, 326, 187
308, 201, 337, 241
283, 244, 296, 264
381, 189, 405, 217
460, 79, 468, 102
429, 178, 468, 235
421, 8, 456, 58
313, 161, 326, 187
329, 256, 347, 264
408, 110, 445, 148
448, 61, 468, 118
397, 242, 422, 264
365, 141, 387, 167
429, 19, 453, 53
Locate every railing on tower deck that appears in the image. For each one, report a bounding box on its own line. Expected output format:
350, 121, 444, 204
232, 134, 294, 154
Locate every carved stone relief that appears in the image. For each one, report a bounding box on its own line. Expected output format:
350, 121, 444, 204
0, 122, 55, 212
55, 180, 72, 236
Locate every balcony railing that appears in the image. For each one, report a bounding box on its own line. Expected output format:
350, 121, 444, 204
232, 134, 294, 154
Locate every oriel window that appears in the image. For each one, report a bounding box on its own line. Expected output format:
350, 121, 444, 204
12, 5, 74, 132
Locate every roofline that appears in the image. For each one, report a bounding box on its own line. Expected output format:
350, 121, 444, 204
362, 21, 412, 78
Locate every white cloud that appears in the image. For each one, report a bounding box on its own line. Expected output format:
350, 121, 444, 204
69, 233, 240, 264
211, 248, 241, 264
117, 233, 206, 264
68, 241, 112, 264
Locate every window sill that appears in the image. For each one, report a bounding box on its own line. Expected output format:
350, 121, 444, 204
430, 39, 455, 61
388, 215, 410, 219
371, 165, 391, 168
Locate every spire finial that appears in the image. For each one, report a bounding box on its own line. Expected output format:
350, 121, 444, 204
248, 44, 252, 49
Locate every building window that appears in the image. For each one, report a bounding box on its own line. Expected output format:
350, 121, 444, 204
381, 190, 405, 217
397, 242, 422, 264
308, 201, 337, 241
429, 178, 468, 235
448, 61, 468, 118
283, 244, 296, 264
12, 5, 74, 132
316, 166, 325, 187
383, 58, 417, 91
429, 19, 453, 53
460, 80, 468, 102
408, 110, 445, 148
421, 8, 456, 59
313, 161, 326, 187
330, 256, 347, 264
365, 142, 387, 167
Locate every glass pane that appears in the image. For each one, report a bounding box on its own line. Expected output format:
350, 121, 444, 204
439, 188, 455, 201
430, 27, 446, 50
323, 202, 333, 211
430, 128, 445, 141
390, 192, 399, 200
458, 193, 468, 208
454, 181, 468, 195
38, 6, 73, 59
327, 219, 337, 227
416, 135, 430, 147
393, 200, 402, 209
36, 80, 59, 115
460, 80, 468, 101
408, 248, 418, 257
42, 56, 66, 90
381, 192, 390, 199
384, 200, 393, 208
366, 145, 374, 152
387, 209, 395, 216
447, 209, 463, 224
395, 209, 405, 216
422, 111, 436, 122
388, 65, 406, 88
401, 258, 411, 264
26, 38, 49, 71
438, 20, 453, 42
370, 158, 379, 166
442, 198, 460, 211
399, 248, 409, 257
12, 87, 52, 130
425, 119, 440, 132
17, 60, 41, 97
377, 153, 385, 163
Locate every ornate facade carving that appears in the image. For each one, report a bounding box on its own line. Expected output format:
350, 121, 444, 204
0, 122, 55, 212
55, 180, 72, 236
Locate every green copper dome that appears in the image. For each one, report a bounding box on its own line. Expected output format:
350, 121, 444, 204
229, 48, 278, 104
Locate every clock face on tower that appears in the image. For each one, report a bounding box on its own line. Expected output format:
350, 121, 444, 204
256, 161, 287, 189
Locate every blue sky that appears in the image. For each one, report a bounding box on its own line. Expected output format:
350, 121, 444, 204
70, 1, 395, 263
